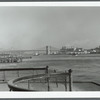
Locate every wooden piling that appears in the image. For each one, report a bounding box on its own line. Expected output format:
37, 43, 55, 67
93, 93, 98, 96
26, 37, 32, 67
46, 66, 50, 91
65, 71, 67, 91
68, 69, 72, 91
45, 66, 49, 83
54, 70, 58, 87
46, 66, 49, 74
47, 76, 50, 91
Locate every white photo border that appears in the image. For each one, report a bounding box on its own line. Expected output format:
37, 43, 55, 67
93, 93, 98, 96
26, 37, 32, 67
0, 2, 100, 98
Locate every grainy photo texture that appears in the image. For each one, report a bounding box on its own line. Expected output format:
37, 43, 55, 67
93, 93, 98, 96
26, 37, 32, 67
0, 7, 100, 91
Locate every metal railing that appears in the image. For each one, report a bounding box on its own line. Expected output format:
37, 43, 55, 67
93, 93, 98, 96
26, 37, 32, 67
7, 69, 73, 91
0, 66, 48, 82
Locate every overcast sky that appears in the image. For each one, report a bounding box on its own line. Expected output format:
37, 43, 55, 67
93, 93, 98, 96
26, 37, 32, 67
0, 7, 100, 50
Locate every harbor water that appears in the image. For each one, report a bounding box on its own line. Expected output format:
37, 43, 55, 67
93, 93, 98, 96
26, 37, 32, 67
0, 54, 100, 87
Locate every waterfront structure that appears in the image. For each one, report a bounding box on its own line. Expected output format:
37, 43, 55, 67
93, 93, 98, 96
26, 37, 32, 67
59, 46, 84, 55
1, 45, 100, 56
46, 46, 50, 55
0, 54, 22, 63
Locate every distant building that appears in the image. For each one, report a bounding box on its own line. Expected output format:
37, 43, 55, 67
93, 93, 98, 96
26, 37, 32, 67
59, 46, 67, 54
59, 46, 85, 55
74, 48, 84, 54
89, 46, 100, 54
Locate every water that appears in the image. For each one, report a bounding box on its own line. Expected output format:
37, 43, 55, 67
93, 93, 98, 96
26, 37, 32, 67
0, 54, 100, 84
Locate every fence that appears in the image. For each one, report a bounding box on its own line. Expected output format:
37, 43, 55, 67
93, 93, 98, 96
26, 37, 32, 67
0, 66, 48, 82
7, 68, 73, 91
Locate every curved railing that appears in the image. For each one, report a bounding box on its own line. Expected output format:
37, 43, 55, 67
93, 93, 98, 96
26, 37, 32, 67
0, 66, 48, 81
8, 74, 45, 91
7, 69, 72, 91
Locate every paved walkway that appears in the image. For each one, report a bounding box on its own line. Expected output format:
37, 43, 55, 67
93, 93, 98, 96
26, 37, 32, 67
1, 82, 100, 91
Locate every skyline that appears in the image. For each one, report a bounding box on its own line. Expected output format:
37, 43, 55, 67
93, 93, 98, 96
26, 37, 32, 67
0, 7, 100, 50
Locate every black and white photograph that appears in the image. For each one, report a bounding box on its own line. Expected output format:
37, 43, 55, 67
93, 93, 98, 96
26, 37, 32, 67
0, 5, 100, 92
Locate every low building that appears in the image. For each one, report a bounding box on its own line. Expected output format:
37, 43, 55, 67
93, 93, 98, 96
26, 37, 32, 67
59, 46, 84, 55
